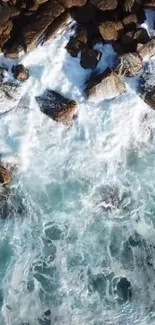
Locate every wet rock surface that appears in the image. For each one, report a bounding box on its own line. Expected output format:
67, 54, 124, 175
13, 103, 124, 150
115, 52, 143, 77
85, 68, 127, 100
36, 89, 78, 124
139, 62, 155, 109
12, 64, 29, 81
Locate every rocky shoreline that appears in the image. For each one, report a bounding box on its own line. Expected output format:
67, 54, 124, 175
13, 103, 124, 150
0, 0, 155, 188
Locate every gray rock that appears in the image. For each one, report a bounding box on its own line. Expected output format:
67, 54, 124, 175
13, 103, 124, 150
115, 53, 143, 77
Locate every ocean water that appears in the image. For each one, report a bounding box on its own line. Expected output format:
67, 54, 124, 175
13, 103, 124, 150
0, 15, 155, 325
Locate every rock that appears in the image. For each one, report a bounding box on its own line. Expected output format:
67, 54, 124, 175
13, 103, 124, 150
139, 62, 155, 109
12, 64, 29, 81
89, 0, 118, 10
66, 35, 85, 57
70, 3, 96, 24
122, 0, 142, 13
0, 166, 12, 185
99, 21, 124, 42
36, 0, 48, 4
121, 28, 150, 47
21, 0, 64, 51
0, 82, 18, 113
80, 48, 102, 69
35, 89, 78, 124
137, 38, 155, 60
0, 20, 13, 48
85, 68, 127, 100
44, 11, 72, 43
0, 2, 11, 23
122, 14, 138, 31
44, 310, 51, 317
9, 5, 20, 17
116, 277, 132, 302
115, 53, 143, 77
57, 0, 87, 8
143, 0, 155, 8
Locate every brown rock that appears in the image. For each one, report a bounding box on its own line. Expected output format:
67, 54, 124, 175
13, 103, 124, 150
36, 0, 48, 3
85, 68, 127, 100
80, 48, 102, 69
115, 53, 143, 77
89, 0, 118, 10
57, 0, 87, 8
66, 29, 87, 57
137, 38, 155, 60
0, 166, 12, 185
122, 14, 138, 31
35, 90, 78, 124
12, 64, 29, 81
22, 0, 64, 51
44, 11, 72, 43
99, 21, 124, 42
0, 2, 11, 23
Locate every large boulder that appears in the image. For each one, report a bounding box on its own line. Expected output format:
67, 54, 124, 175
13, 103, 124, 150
99, 21, 124, 42
85, 68, 127, 100
0, 2, 11, 23
36, 90, 78, 124
89, 0, 118, 10
120, 28, 150, 47
43, 11, 72, 43
115, 53, 143, 77
139, 62, 155, 110
21, 0, 64, 51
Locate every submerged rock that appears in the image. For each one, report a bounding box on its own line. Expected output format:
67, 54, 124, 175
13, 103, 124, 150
12, 64, 29, 81
115, 52, 143, 77
85, 68, 127, 100
36, 89, 77, 124
139, 61, 155, 109
116, 277, 132, 302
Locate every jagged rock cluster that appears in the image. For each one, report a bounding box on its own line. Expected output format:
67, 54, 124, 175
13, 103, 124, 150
0, 0, 154, 59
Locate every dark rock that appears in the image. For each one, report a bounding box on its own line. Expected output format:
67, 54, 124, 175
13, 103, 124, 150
116, 277, 132, 302
85, 68, 127, 100
99, 20, 124, 42
0, 2, 11, 23
89, 0, 118, 11
137, 38, 155, 60
113, 41, 137, 54
122, 14, 138, 31
143, 0, 155, 8
44, 310, 51, 317
66, 35, 85, 57
115, 53, 143, 77
36, 89, 78, 124
12, 64, 29, 81
57, 0, 87, 8
80, 48, 102, 69
70, 3, 96, 24
139, 61, 155, 109
121, 28, 150, 48
9, 5, 20, 17
122, 0, 142, 13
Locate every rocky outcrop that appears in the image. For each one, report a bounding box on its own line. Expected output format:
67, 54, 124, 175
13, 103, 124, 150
115, 53, 143, 77
12, 64, 29, 81
85, 68, 127, 100
36, 89, 78, 124
89, 0, 118, 11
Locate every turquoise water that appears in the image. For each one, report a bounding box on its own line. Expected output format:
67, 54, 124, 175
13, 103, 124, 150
0, 25, 155, 325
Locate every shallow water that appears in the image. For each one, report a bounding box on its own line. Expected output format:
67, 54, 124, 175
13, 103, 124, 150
0, 17, 155, 325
